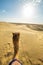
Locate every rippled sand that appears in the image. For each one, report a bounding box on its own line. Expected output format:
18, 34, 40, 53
0, 22, 43, 65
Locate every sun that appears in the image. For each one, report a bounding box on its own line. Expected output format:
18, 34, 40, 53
22, 3, 35, 18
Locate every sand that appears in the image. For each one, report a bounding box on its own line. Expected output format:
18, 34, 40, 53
0, 22, 43, 65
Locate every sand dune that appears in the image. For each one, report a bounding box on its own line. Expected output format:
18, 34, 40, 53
0, 22, 43, 65
26, 24, 43, 31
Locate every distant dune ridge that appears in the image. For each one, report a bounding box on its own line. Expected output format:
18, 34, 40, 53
0, 22, 43, 65
26, 24, 43, 31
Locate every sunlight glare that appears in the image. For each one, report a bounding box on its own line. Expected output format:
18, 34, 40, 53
22, 3, 35, 19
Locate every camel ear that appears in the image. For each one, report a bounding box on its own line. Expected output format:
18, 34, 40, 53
12, 33, 20, 36
12, 33, 15, 36
17, 33, 20, 36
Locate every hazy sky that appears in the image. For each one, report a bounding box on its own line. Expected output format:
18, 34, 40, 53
0, 0, 43, 24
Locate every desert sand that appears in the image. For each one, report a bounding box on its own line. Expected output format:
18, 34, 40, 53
0, 22, 43, 65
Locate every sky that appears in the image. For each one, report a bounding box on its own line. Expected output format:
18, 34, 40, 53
0, 0, 43, 24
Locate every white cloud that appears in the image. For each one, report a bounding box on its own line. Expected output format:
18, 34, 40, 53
32, 0, 42, 6
2, 10, 6, 13
20, 0, 42, 7
33, 0, 41, 3
36, 0, 41, 3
